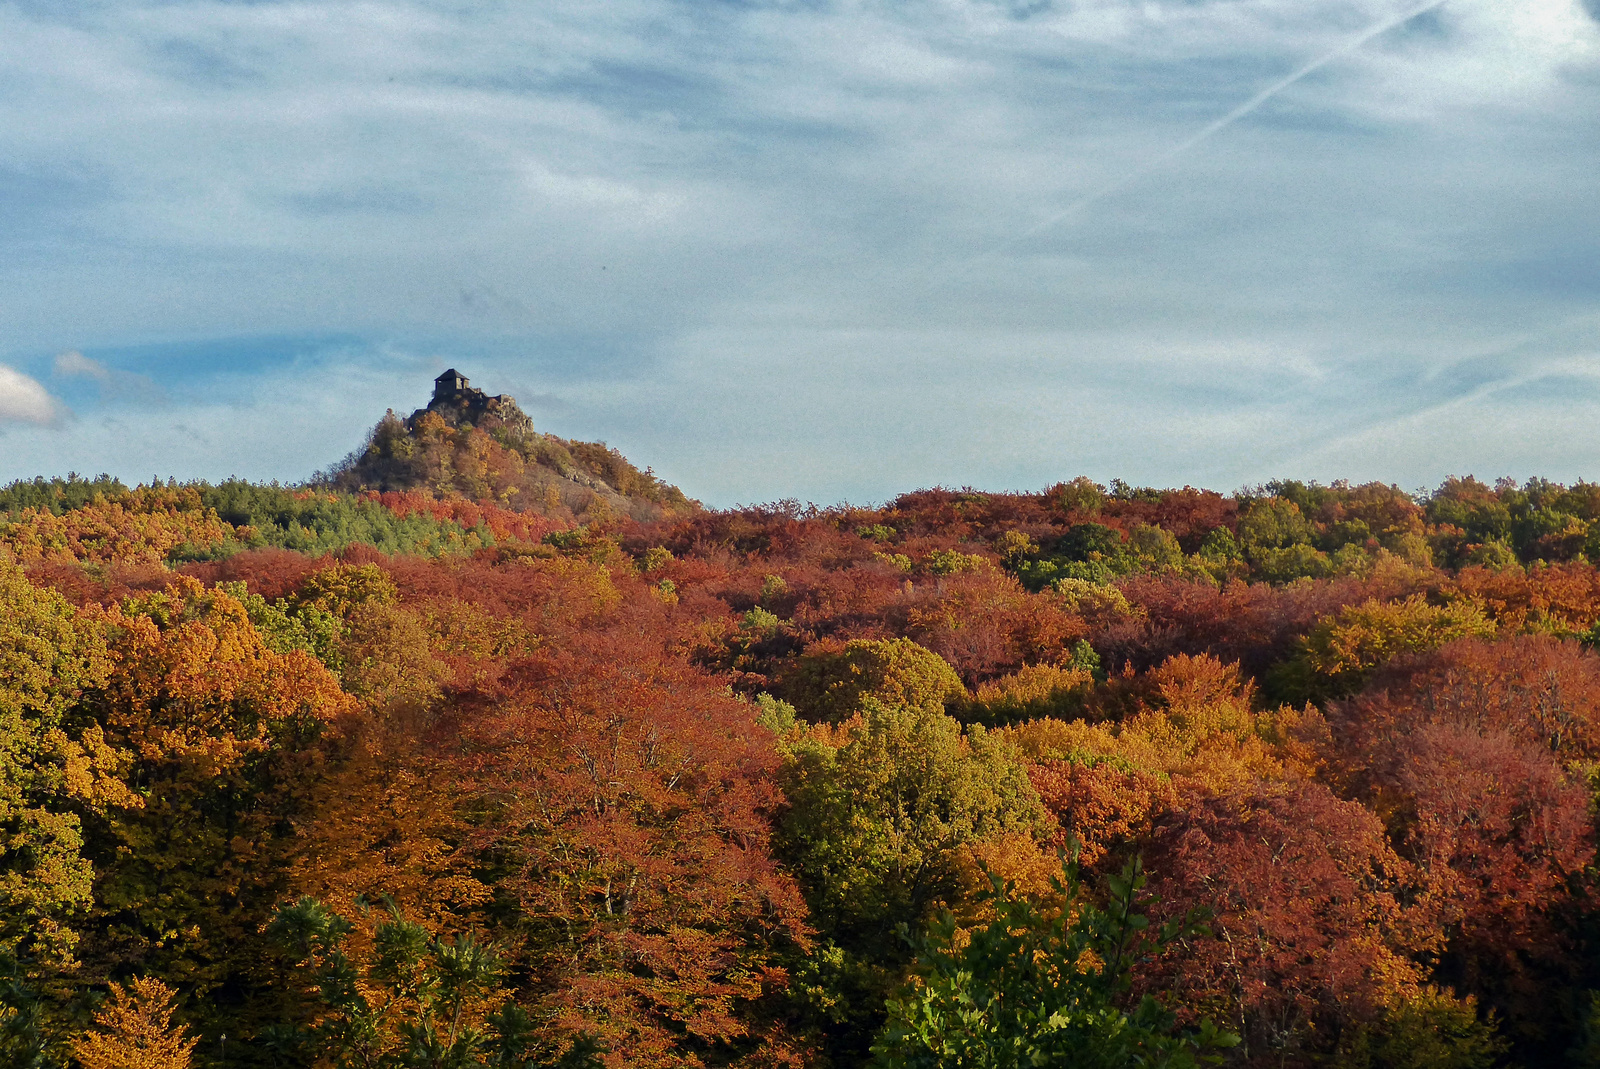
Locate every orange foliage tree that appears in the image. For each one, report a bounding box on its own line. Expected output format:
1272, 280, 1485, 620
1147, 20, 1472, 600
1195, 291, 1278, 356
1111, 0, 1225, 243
71, 976, 196, 1069
78, 578, 356, 1014
0, 489, 231, 567
460, 623, 812, 1067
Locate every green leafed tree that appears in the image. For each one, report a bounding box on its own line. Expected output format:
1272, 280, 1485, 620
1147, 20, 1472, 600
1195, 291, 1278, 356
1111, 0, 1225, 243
774, 698, 1050, 1062
871, 856, 1237, 1069
777, 699, 1047, 951
267, 896, 594, 1069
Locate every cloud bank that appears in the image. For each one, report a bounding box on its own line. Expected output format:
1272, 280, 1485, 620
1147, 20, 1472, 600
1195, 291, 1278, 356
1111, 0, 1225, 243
0, 0, 1597, 501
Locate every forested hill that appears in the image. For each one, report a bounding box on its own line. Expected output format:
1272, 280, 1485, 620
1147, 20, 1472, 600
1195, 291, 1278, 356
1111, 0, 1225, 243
325, 370, 697, 521
325, 409, 696, 522
0, 394, 696, 566
10, 467, 1600, 1068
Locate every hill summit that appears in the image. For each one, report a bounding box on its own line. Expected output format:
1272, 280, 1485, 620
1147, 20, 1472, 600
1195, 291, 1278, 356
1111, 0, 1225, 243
327, 369, 696, 523
412, 368, 534, 434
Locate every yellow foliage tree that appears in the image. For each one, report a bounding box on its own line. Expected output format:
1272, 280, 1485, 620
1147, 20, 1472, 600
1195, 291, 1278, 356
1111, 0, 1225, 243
72, 976, 196, 1069
1293, 594, 1496, 699
84, 578, 358, 1008
1, 555, 130, 968
784, 637, 966, 722
966, 662, 1094, 724
1003, 654, 1327, 862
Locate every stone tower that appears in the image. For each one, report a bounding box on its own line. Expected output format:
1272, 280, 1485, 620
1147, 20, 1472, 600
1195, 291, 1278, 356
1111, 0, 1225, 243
433, 368, 470, 403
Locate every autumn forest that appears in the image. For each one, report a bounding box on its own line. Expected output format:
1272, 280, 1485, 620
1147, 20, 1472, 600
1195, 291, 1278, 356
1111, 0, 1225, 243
10, 391, 1600, 1069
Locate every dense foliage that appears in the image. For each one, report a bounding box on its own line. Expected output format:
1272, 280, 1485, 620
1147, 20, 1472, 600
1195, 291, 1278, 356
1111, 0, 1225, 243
11, 462, 1600, 1067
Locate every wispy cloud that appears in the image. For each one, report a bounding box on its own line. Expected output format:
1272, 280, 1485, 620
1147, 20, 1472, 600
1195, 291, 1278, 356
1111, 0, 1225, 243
54, 349, 111, 382
0, 1, 1596, 498
53, 349, 165, 403
990, 0, 1458, 252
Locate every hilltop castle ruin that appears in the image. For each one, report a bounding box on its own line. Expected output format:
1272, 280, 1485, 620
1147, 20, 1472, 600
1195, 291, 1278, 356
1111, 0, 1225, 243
409, 368, 534, 435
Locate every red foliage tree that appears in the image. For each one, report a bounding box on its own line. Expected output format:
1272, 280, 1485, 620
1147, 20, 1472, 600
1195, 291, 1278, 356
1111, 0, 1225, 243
1384, 725, 1590, 981
1341, 634, 1600, 771
1101, 571, 1432, 679
1144, 779, 1423, 1065
1333, 635, 1600, 1052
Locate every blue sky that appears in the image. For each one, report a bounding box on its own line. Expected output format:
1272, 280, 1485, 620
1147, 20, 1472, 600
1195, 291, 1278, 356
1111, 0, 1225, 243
1, 0, 1598, 506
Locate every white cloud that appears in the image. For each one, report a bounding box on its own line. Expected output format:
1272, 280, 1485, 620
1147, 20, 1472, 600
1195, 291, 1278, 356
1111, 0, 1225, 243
0, 354, 419, 482
0, 365, 64, 426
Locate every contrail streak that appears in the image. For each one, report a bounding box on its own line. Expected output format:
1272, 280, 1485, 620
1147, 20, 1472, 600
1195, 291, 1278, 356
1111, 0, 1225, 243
1274, 313, 1600, 471
991, 0, 1453, 254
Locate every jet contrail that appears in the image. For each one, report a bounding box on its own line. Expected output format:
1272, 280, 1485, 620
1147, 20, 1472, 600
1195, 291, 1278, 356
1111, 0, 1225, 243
991, 0, 1453, 254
